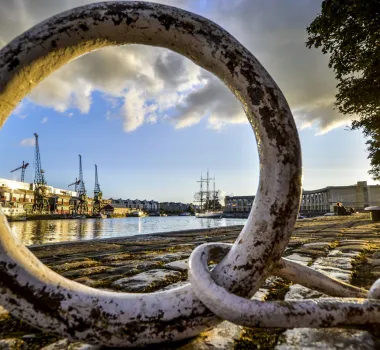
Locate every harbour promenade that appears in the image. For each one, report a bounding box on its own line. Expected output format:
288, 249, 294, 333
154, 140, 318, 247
1, 214, 380, 349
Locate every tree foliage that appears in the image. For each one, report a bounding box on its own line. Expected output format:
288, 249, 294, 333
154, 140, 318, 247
306, 0, 380, 180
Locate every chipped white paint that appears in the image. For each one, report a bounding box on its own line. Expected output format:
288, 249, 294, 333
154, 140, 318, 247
2, 1, 379, 347
275, 257, 367, 298
0, 1, 301, 346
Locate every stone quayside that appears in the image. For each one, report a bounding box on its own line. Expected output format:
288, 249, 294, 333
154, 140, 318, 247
1, 214, 380, 349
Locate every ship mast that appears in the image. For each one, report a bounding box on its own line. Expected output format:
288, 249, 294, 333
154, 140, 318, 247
206, 171, 209, 210
213, 176, 216, 211
196, 174, 206, 212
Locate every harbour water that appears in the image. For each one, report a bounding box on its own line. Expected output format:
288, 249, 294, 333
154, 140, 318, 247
9, 216, 247, 246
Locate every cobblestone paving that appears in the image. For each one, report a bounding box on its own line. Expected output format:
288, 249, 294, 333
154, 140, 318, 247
1, 215, 380, 349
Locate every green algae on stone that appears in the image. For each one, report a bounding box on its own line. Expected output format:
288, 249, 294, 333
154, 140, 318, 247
234, 328, 285, 350
0, 315, 59, 350
351, 244, 380, 290
234, 278, 290, 349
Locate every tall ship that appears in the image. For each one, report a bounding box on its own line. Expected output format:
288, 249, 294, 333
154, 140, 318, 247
194, 171, 223, 219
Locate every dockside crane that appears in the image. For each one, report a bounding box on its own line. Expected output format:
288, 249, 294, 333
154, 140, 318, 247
10, 161, 29, 182
68, 178, 81, 192
32, 133, 50, 213
76, 154, 88, 215
92, 164, 103, 215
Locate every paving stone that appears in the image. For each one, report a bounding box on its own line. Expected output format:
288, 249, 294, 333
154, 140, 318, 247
285, 254, 312, 266
49, 260, 100, 273
21, 334, 37, 340
369, 266, 380, 273
0, 305, 8, 320
165, 259, 189, 271
367, 258, 380, 267
177, 321, 242, 350
372, 251, 380, 259
0, 339, 26, 349
312, 232, 340, 237
112, 269, 182, 292
98, 253, 132, 262
252, 288, 268, 301
261, 276, 284, 289
73, 277, 100, 288
285, 284, 326, 300
275, 328, 380, 350
302, 242, 331, 250
313, 257, 353, 270
107, 262, 161, 275
312, 266, 351, 283
150, 252, 190, 263
339, 245, 367, 252
40, 339, 100, 350
292, 248, 327, 257
339, 240, 368, 245
328, 249, 360, 258
61, 266, 113, 279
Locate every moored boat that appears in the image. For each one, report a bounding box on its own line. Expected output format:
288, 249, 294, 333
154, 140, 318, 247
195, 211, 223, 219
90, 213, 106, 219
6, 216, 27, 222
131, 210, 145, 217
194, 171, 223, 219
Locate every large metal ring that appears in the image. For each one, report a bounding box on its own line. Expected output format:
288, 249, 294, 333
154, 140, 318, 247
0, 2, 301, 347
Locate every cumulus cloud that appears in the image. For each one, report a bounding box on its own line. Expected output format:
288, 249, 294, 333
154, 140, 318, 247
41, 117, 48, 124
204, 0, 352, 134
20, 138, 35, 147
0, 0, 346, 134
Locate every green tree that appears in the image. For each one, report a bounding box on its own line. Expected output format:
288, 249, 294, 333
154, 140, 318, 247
306, 0, 380, 180
187, 205, 195, 215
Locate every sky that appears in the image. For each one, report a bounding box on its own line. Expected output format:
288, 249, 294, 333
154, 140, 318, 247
0, 0, 377, 203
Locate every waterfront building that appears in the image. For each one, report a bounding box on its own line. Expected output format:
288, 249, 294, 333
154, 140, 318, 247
224, 196, 255, 214
0, 178, 34, 205
159, 202, 190, 213
0, 177, 78, 214
109, 198, 159, 213
102, 203, 130, 216
142, 200, 159, 212
300, 181, 380, 214
132, 199, 144, 210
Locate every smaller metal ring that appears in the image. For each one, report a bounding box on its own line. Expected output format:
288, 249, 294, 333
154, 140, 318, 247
188, 243, 380, 328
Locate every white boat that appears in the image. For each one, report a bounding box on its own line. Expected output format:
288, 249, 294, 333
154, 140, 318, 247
131, 210, 145, 217
179, 212, 191, 216
7, 216, 27, 222
194, 171, 223, 219
195, 211, 223, 219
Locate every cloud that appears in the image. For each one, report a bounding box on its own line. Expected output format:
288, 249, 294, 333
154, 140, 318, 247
204, 0, 350, 133
41, 117, 48, 124
0, 0, 346, 134
20, 137, 35, 147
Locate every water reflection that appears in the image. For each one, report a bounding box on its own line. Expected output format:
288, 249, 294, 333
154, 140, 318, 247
9, 217, 247, 246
